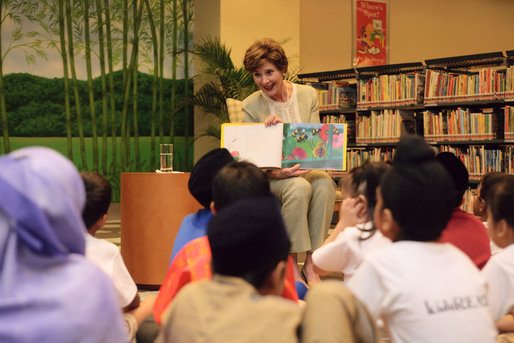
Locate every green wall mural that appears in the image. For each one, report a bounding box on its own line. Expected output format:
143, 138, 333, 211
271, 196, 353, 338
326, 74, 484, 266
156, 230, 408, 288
0, 0, 195, 199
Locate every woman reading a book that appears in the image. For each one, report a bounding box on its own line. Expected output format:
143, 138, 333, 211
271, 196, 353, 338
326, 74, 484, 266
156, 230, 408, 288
241, 38, 336, 285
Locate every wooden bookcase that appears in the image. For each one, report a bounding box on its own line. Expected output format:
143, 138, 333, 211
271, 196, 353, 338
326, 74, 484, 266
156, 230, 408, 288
298, 51, 514, 210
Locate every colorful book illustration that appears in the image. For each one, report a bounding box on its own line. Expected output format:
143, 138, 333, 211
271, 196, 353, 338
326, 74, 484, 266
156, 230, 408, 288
221, 123, 347, 170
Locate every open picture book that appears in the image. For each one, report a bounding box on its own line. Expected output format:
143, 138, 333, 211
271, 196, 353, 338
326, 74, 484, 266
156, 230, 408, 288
221, 123, 347, 170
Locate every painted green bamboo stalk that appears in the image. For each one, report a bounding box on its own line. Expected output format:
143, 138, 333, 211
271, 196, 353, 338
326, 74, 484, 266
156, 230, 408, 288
144, 0, 158, 168
122, 0, 127, 86
58, 0, 73, 160
182, 0, 192, 169
103, 0, 116, 172
0, 2, 9, 154
95, 0, 108, 174
121, 0, 144, 170
169, 0, 178, 146
65, 0, 87, 170
121, 0, 128, 168
126, 0, 138, 166
158, 0, 164, 144
83, 0, 99, 171
132, 2, 142, 170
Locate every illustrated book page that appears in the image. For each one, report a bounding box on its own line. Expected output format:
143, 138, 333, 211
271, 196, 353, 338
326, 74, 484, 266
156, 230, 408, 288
221, 123, 347, 170
221, 123, 283, 168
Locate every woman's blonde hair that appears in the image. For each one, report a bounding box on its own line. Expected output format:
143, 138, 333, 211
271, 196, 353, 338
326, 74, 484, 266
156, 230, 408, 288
243, 38, 288, 73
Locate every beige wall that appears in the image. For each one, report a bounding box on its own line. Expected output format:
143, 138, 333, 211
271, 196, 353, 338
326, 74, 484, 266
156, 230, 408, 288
300, 0, 514, 73
193, 0, 300, 161
300, 0, 352, 74
193, 0, 221, 162
220, 0, 300, 69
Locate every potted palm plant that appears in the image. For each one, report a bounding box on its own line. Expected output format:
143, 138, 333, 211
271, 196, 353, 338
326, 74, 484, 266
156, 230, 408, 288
189, 36, 257, 140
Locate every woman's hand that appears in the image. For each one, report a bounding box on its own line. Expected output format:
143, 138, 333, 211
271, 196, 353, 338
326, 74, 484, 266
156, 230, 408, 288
266, 164, 310, 179
264, 115, 284, 127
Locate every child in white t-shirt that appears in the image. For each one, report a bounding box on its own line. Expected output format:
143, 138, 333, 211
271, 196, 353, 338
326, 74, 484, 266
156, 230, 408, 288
312, 162, 391, 283
347, 136, 497, 343
481, 175, 514, 337
81, 172, 157, 342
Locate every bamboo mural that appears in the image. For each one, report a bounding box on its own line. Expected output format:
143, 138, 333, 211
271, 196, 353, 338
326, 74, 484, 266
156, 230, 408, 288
181, 0, 192, 169
0, 2, 9, 154
83, 0, 99, 172
169, 0, 178, 147
144, 0, 159, 168
131, 0, 142, 170
104, 0, 117, 172
158, 0, 164, 144
0, 0, 194, 184
0, 2, 48, 155
58, 0, 73, 160
65, 0, 88, 169
95, 0, 109, 174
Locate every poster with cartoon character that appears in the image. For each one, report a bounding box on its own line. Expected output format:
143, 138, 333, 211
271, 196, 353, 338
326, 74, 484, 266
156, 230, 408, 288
353, 0, 389, 66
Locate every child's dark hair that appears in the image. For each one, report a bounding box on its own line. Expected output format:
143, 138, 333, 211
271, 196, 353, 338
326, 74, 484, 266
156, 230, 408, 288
349, 161, 390, 239
350, 161, 390, 220
486, 175, 514, 228
212, 161, 271, 211
479, 172, 507, 201
435, 152, 469, 208
208, 196, 290, 289
380, 136, 454, 242
81, 172, 112, 230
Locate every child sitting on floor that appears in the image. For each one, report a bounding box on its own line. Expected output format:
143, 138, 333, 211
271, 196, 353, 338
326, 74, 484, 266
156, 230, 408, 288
481, 175, 514, 338
153, 161, 299, 326
347, 136, 497, 343
473, 171, 509, 256
312, 162, 391, 283
81, 171, 157, 342
169, 148, 234, 264
155, 197, 301, 343
436, 152, 491, 269
0, 147, 127, 342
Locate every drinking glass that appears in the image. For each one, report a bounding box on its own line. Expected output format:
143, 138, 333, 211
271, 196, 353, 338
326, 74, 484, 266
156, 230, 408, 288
160, 144, 173, 172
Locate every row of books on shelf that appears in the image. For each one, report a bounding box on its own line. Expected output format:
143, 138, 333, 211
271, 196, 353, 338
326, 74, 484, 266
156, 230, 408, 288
506, 106, 514, 141
322, 105, 514, 142
507, 66, 514, 99
321, 114, 355, 141
424, 68, 507, 103
460, 188, 476, 213
357, 73, 424, 108
342, 144, 514, 175
308, 81, 356, 110
315, 66, 514, 110
436, 145, 513, 180
346, 147, 395, 170
355, 110, 414, 144
423, 108, 497, 141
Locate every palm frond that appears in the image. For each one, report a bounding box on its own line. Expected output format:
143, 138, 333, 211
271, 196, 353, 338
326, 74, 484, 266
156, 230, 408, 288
196, 118, 225, 140
191, 36, 234, 75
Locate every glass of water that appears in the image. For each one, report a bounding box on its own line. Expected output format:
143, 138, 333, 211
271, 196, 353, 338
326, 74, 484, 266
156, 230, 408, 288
160, 144, 173, 172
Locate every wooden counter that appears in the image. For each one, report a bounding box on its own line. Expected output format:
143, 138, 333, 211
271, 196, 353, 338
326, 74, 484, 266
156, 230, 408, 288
120, 172, 202, 286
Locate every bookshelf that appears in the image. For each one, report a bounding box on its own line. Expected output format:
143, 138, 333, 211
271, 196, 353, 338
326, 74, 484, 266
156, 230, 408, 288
302, 68, 358, 147
298, 50, 514, 196
356, 62, 424, 109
